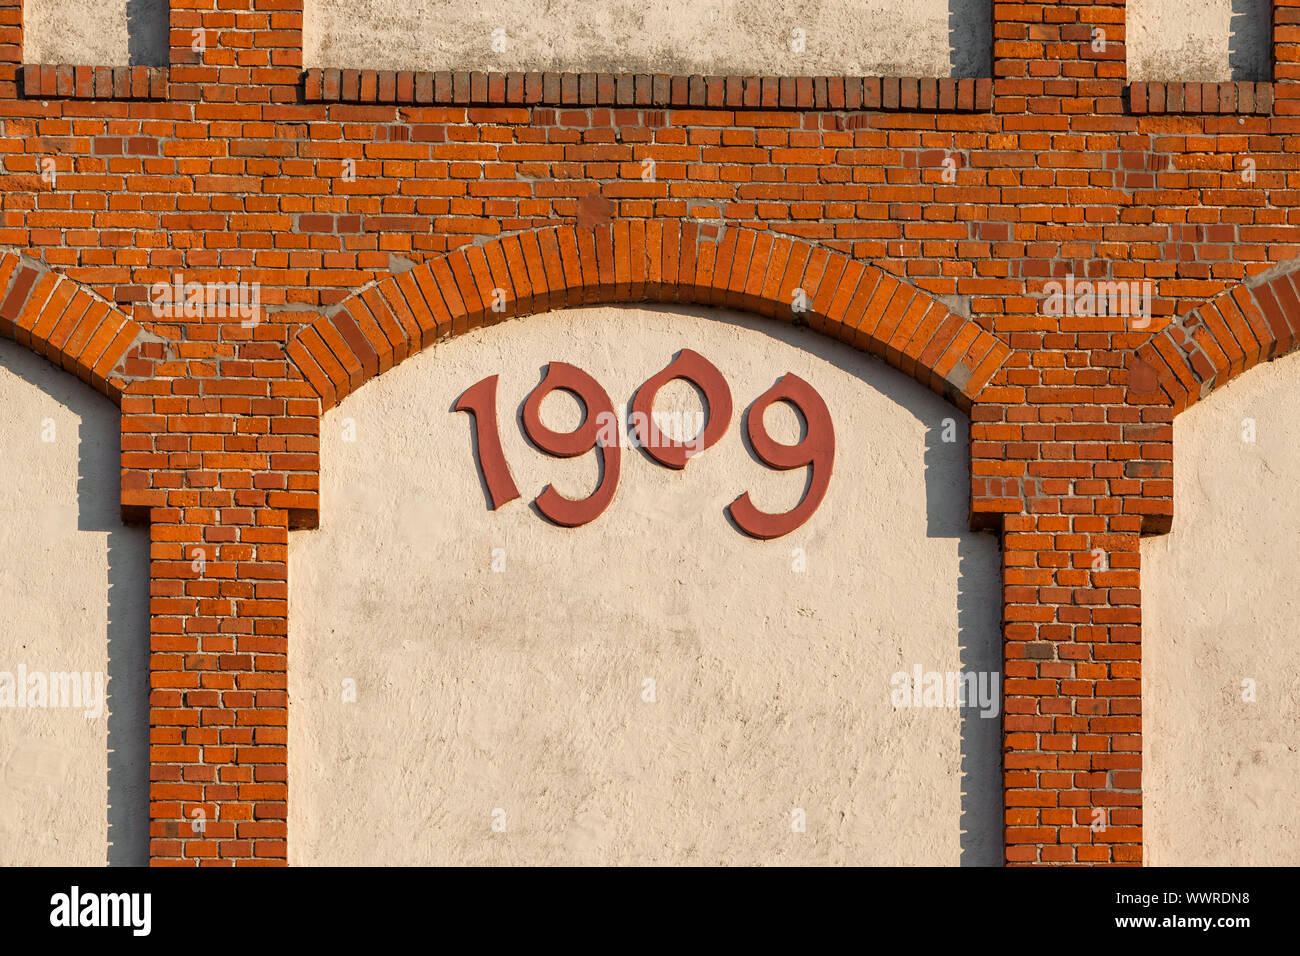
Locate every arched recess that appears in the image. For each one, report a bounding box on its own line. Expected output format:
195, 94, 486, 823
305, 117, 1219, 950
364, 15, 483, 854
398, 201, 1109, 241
0, 336, 150, 865
288, 301, 1005, 865
1128, 272, 1300, 863
0, 252, 151, 406
1126, 267, 1300, 415
0, 255, 155, 864
285, 222, 1011, 415
1138, 349, 1300, 865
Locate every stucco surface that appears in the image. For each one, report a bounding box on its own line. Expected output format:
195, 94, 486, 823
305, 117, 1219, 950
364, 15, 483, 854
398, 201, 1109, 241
0, 340, 149, 866
23, 0, 168, 67
303, 0, 991, 78
1127, 0, 1271, 81
24, 0, 1271, 82
24, 0, 129, 65
288, 304, 1002, 866
1142, 351, 1300, 865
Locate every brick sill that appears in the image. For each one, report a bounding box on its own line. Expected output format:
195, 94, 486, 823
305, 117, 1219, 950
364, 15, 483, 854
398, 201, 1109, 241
302, 68, 993, 112
21, 64, 168, 100
1129, 80, 1273, 115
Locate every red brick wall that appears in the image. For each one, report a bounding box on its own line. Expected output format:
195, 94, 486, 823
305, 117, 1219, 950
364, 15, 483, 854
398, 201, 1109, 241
3, 0, 1300, 865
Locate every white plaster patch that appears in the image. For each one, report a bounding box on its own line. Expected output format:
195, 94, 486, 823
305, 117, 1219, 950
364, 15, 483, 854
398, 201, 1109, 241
1142, 351, 1300, 865
0, 340, 149, 866
289, 304, 1002, 865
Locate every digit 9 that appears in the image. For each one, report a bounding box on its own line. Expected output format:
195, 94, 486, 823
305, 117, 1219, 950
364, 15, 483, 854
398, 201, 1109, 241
727, 374, 834, 540
520, 362, 621, 528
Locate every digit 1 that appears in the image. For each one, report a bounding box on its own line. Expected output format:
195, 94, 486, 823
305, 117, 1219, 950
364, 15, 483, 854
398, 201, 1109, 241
454, 374, 521, 510
728, 374, 834, 540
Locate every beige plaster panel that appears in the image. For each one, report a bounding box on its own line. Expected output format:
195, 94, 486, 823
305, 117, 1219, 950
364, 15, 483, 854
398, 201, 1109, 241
288, 304, 1002, 866
1142, 352, 1300, 866
24, 0, 129, 65
23, 0, 168, 67
21, 1, 1272, 82
0, 341, 149, 866
303, 0, 984, 77
1127, 0, 1271, 82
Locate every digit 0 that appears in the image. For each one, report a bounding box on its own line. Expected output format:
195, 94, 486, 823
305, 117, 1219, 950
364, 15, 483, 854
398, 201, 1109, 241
629, 348, 733, 469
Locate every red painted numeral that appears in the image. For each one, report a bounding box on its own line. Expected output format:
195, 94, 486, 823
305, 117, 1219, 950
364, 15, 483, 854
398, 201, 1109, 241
458, 358, 834, 538
629, 348, 733, 469
727, 373, 835, 540
454, 374, 521, 510
521, 362, 621, 527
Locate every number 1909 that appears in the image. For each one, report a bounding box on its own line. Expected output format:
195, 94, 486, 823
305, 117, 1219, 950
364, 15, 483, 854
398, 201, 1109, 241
455, 349, 835, 540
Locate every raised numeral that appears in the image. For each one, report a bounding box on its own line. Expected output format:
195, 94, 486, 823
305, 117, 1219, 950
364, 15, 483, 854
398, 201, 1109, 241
728, 374, 834, 540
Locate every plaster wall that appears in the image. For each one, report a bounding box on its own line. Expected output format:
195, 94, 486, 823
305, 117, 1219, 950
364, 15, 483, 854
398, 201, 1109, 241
0, 340, 149, 867
1142, 351, 1300, 865
23, 0, 168, 67
1127, 0, 1271, 81
288, 304, 1002, 866
302, 0, 991, 77
24, 0, 1272, 83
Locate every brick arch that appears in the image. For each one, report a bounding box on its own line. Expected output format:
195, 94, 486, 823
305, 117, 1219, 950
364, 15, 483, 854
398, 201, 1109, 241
285, 222, 1011, 414
1126, 268, 1300, 415
0, 252, 151, 406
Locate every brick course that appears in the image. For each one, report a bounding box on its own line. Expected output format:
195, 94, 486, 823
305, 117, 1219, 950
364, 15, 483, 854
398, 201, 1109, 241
3, 0, 1300, 865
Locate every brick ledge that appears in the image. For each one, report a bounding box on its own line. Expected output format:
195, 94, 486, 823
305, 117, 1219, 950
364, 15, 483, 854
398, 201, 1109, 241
21, 64, 168, 100
1129, 80, 1274, 115
302, 68, 994, 112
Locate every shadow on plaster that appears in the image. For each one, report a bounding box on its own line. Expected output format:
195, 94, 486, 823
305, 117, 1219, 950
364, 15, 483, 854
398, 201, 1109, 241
0, 342, 149, 866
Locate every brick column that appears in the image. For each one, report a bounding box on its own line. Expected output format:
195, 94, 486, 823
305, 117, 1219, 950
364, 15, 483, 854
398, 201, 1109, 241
122, 337, 319, 865
147, 510, 290, 864
992, 0, 1126, 112
0, 0, 21, 98
1275, 0, 1300, 79
169, 0, 301, 101
973, 353, 1170, 864
1275, 0, 1300, 116
118, 0, 316, 864
979, 0, 1166, 866
999, 515, 1143, 864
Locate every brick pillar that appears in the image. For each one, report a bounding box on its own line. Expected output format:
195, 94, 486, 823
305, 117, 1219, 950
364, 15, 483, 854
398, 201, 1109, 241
147, 510, 290, 864
123, 333, 319, 865
992, 0, 1126, 112
1275, 0, 1300, 117
0, 0, 21, 98
1000, 515, 1143, 864
980, 0, 1160, 867
973, 354, 1169, 864
1276, 0, 1300, 80
118, 0, 318, 861
169, 0, 301, 101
